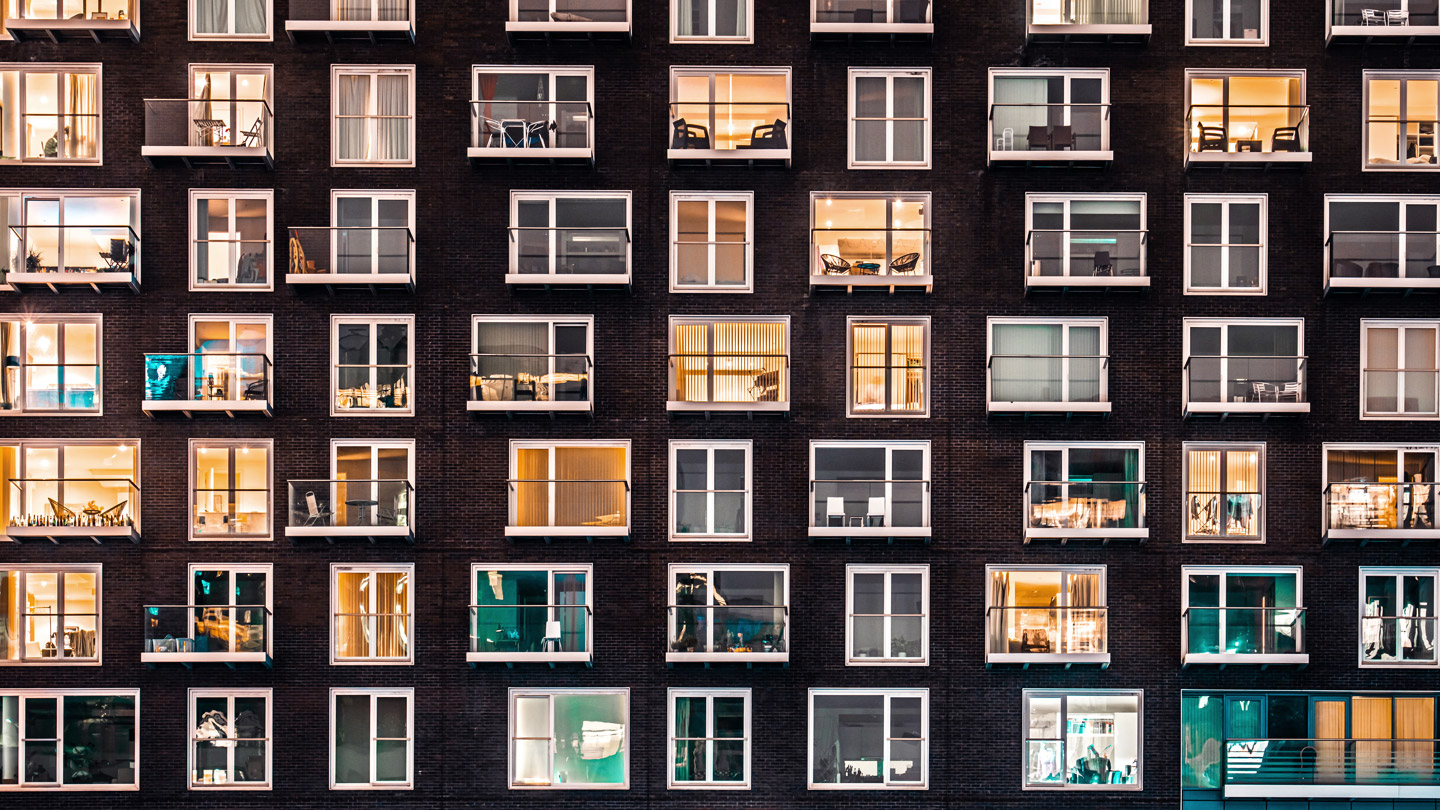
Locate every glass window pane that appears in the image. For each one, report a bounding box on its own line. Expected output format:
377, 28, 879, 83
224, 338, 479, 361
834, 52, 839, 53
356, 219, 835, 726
812, 694, 884, 784
62, 696, 135, 785
334, 694, 370, 784
552, 693, 626, 785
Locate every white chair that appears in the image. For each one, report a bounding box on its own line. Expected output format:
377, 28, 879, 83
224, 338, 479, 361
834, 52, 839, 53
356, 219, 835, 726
1387, 8, 1410, 24
1362, 8, 1386, 24
866, 496, 887, 527
826, 496, 846, 527
998, 127, 1014, 151
541, 620, 563, 653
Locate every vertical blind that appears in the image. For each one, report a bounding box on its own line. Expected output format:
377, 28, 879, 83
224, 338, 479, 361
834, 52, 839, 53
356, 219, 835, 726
515, 446, 627, 527
674, 321, 785, 403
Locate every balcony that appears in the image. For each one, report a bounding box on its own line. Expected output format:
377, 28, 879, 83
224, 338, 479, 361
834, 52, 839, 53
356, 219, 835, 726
1327, 230, 1440, 291
1183, 606, 1308, 667
668, 354, 788, 413
809, 479, 930, 540
140, 605, 271, 667
1185, 106, 1312, 167
285, 227, 415, 290
1025, 481, 1147, 542
142, 353, 272, 417
1363, 367, 1439, 418
285, 480, 414, 542
1184, 356, 1310, 417
810, 0, 933, 39
667, 605, 788, 663
6, 479, 140, 542
988, 354, 1111, 415
507, 0, 631, 41
469, 353, 593, 413
1026, 0, 1149, 40
506, 478, 629, 538
1366, 116, 1440, 170
285, 0, 415, 42
506, 225, 629, 286
468, 101, 594, 165
812, 227, 932, 292
986, 606, 1110, 667
989, 103, 1112, 165
6, 225, 138, 292
1026, 229, 1149, 289
668, 102, 791, 167
1329, 0, 1440, 42
1222, 736, 1440, 799
1324, 482, 1440, 542
142, 99, 274, 169
467, 604, 592, 665
5, 0, 137, 41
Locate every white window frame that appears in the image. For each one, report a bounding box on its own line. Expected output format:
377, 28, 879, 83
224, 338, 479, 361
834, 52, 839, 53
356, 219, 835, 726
667, 688, 751, 789
1185, 0, 1269, 45
188, 438, 273, 542
328, 563, 414, 665
666, 68, 793, 159
0, 564, 102, 666
669, 191, 754, 292
0, 439, 141, 540
848, 68, 932, 169
808, 439, 932, 537
469, 314, 595, 413
469, 66, 596, 158
1182, 441, 1266, 543
467, 563, 594, 664
845, 316, 931, 418
326, 189, 417, 280
845, 563, 929, 666
986, 317, 1111, 413
810, 192, 932, 288
5, 189, 141, 287
1023, 193, 1149, 285
807, 688, 928, 790
507, 190, 631, 284
1022, 442, 1146, 540
327, 438, 416, 535
1358, 566, 1440, 669
183, 313, 273, 407
666, 563, 789, 663
1184, 71, 1308, 164
1363, 71, 1440, 173
507, 687, 630, 789
0, 689, 140, 791
188, 189, 274, 292
669, 440, 752, 541
187, 687, 272, 790
667, 315, 790, 412
1325, 194, 1440, 291
329, 65, 416, 168
670, 0, 753, 42
189, 0, 273, 40
0, 64, 104, 165
1181, 318, 1306, 415
185, 563, 274, 660
505, 439, 632, 536
1181, 565, 1307, 665
1021, 689, 1143, 791
329, 314, 415, 417
1360, 320, 1440, 420
328, 687, 413, 790
1324, 444, 1440, 540
987, 68, 1112, 159
1184, 194, 1268, 295
0, 314, 103, 416
985, 564, 1111, 666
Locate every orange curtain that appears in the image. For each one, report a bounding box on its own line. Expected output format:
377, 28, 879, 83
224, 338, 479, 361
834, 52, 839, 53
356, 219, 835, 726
1353, 697, 1393, 783
515, 448, 550, 527
335, 572, 367, 658
555, 447, 625, 527
1313, 700, 1346, 784
1397, 697, 1435, 780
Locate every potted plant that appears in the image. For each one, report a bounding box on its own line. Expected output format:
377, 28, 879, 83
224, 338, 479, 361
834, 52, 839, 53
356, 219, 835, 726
25, 247, 42, 273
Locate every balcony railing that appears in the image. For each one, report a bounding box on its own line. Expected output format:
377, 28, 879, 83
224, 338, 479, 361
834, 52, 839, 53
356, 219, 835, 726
1028, 0, 1148, 25
286, 479, 413, 540
1364, 119, 1440, 168
986, 606, 1109, 657
1026, 229, 1148, 282
1186, 105, 1311, 161
506, 478, 630, 535
8, 225, 138, 289
5, 0, 137, 41
668, 353, 788, 408
511, 0, 628, 21
285, 226, 414, 286
7, 478, 139, 540
812, 228, 931, 284
1363, 368, 1440, 417
1223, 737, 1440, 795
1325, 481, 1438, 535
143, 99, 274, 168
1184, 355, 1309, 414
507, 225, 629, 282
1328, 231, 1440, 284
810, 478, 930, 535
813, 0, 932, 24
13, 362, 99, 412
988, 354, 1109, 411
143, 353, 271, 414
1025, 481, 1145, 535
1184, 606, 1307, 658
1361, 614, 1439, 664
469, 101, 594, 160
990, 103, 1112, 157
1186, 491, 1262, 540
469, 353, 592, 410
141, 605, 271, 664
668, 102, 792, 156
468, 604, 591, 660
1333, 2, 1440, 27
288, 0, 411, 22
667, 604, 788, 658
335, 366, 412, 412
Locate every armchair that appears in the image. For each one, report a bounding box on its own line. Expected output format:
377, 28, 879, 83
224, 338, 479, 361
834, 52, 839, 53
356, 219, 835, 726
739, 119, 788, 150
1271, 126, 1301, 152
671, 118, 711, 149
890, 252, 920, 275
1027, 126, 1051, 151
821, 254, 852, 275
1197, 125, 1227, 152
1050, 125, 1076, 151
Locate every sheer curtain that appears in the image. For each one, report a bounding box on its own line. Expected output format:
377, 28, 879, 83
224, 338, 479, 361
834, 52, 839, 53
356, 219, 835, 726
1069, 325, 1101, 402
376, 570, 408, 658
66, 73, 96, 160
675, 323, 708, 402
379, 0, 407, 20
677, 0, 694, 36
335, 572, 367, 658
235, 0, 266, 33
515, 448, 550, 527
714, 321, 785, 403
993, 324, 1062, 402
338, 0, 370, 20
337, 74, 370, 161
854, 76, 887, 163
196, 0, 227, 33
377, 75, 410, 162
1396, 697, 1435, 779
554, 573, 586, 652
1181, 695, 1222, 788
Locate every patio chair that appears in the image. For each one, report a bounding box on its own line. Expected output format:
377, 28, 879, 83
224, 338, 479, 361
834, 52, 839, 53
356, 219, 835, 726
1027, 125, 1051, 150
1251, 381, 1279, 402
747, 369, 782, 402
1277, 381, 1303, 402
244, 377, 267, 401
739, 119, 788, 150
1271, 126, 1302, 152
865, 496, 886, 528
541, 620, 564, 652
821, 254, 852, 275
501, 119, 529, 148
826, 496, 845, 527
997, 127, 1015, 151
48, 498, 76, 524
897, 0, 929, 22
480, 117, 505, 147
890, 252, 920, 275
100, 239, 130, 271
1092, 250, 1113, 276
98, 501, 127, 524
1197, 125, 1227, 152
302, 491, 333, 527
1050, 125, 1076, 151
670, 118, 711, 149
1387, 8, 1410, 23
1361, 8, 1387, 24
239, 117, 265, 148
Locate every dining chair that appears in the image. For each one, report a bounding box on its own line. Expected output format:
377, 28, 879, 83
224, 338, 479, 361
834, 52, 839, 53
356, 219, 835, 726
826, 496, 846, 527
1050, 125, 1076, 151
1197, 125, 1227, 152
1091, 250, 1113, 276
821, 254, 852, 275
1271, 126, 1302, 152
865, 496, 886, 528
1027, 125, 1051, 151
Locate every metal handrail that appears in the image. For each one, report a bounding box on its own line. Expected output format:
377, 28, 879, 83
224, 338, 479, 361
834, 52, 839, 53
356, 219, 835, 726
668, 604, 789, 613
812, 226, 931, 234
669, 352, 788, 358
809, 478, 930, 489
1026, 228, 1147, 244
1326, 229, 1440, 247
469, 603, 592, 613
1183, 605, 1306, 615
988, 353, 1110, 368
289, 478, 413, 487
668, 101, 791, 114
986, 605, 1109, 613
1187, 104, 1311, 123
506, 225, 630, 243
1025, 480, 1144, 489
145, 351, 272, 366
470, 99, 594, 117
145, 604, 271, 613
471, 352, 593, 365
1326, 480, 1437, 492
989, 101, 1112, 121
506, 478, 630, 490
145, 97, 274, 115
1183, 354, 1307, 368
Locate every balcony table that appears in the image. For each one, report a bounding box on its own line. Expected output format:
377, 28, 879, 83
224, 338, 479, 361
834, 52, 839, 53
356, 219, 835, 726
345, 499, 379, 526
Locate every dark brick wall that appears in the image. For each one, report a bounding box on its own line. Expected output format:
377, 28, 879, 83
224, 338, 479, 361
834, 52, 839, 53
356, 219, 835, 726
3, 0, 1438, 807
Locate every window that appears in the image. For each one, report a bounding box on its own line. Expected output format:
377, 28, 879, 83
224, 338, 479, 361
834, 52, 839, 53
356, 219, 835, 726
668, 69, 791, 163
5, 191, 139, 286
669, 564, 787, 661
1362, 321, 1439, 419
469, 67, 594, 161
1326, 445, 1438, 540
1327, 196, 1440, 291
1364, 72, 1440, 170
0, 315, 101, 414
331, 66, 415, 167
470, 316, 593, 411
1361, 568, 1438, 667
1023, 690, 1141, 789
812, 193, 931, 286
508, 441, 631, 536
847, 317, 928, 416
6, 0, 137, 39
1184, 194, 1266, 293
508, 191, 631, 284
1183, 566, 1306, 664
1184, 443, 1264, 542
0, 65, 101, 164
330, 688, 412, 789
331, 315, 413, 416
849, 69, 930, 168
1025, 194, 1147, 285
330, 564, 413, 664
987, 566, 1109, 665
509, 0, 630, 30
1186, 71, 1308, 163
1183, 319, 1307, 415
143, 565, 271, 663
190, 190, 272, 291
0, 565, 100, 664
808, 689, 927, 789
669, 689, 750, 789
988, 69, 1110, 160
672, 0, 752, 41
146, 315, 273, 410
509, 688, 629, 789
319, 439, 415, 534
847, 565, 928, 665
1, 441, 139, 540
810, 441, 930, 536
670, 192, 753, 292
469, 564, 592, 664
670, 441, 752, 540
1024, 443, 1145, 540
988, 318, 1108, 413
190, 440, 271, 540
1187, 0, 1265, 43
191, 0, 271, 39
0, 691, 138, 790
288, 190, 416, 284
189, 689, 271, 788
669, 317, 789, 410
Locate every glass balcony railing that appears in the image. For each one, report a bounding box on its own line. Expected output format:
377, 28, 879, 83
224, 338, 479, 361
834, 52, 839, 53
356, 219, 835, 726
286, 227, 414, 281
668, 605, 787, 656
1026, 481, 1145, 531
142, 605, 270, 658
989, 355, 1108, 406
332, 612, 410, 660
1186, 106, 1310, 156
15, 362, 98, 411
287, 480, 413, 530
9, 225, 138, 278
1325, 482, 1437, 533
144, 99, 273, 150
8, 478, 139, 531
991, 103, 1111, 153
812, 228, 930, 278
1361, 614, 1439, 664
813, 0, 932, 24
668, 102, 791, 153
1365, 119, 1440, 167
1185, 356, 1308, 406
143, 353, 271, 404
1334, 2, 1439, 26
508, 225, 629, 279
987, 606, 1109, 657
1185, 606, 1306, 657
1028, 0, 1147, 24
669, 354, 788, 405
507, 479, 629, 531
1224, 737, 1440, 790
12, 0, 131, 20
468, 604, 591, 656
1026, 229, 1147, 279
1363, 368, 1439, 416
470, 353, 592, 404
289, 0, 411, 22
810, 479, 929, 530
511, 0, 628, 21
1186, 491, 1262, 539
469, 101, 593, 151
1328, 231, 1440, 281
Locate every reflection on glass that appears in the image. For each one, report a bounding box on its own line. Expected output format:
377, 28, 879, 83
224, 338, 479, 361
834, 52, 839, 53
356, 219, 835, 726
673, 321, 787, 404
1363, 572, 1437, 664
674, 447, 747, 536
671, 569, 785, 655
470, 568, 588, 655
1027, 693, 1140, 787
1186, 572, 1302, 656
814, 197, 928, 278
511, 692, 627, 787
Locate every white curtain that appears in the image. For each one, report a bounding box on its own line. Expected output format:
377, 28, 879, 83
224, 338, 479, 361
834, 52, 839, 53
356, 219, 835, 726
236, 0, 266, 33
677, 0, 694, 36
379, 0, 406, 20
1076, 0, 1143, 23
338, 75, 370, 161
196, 0, 227, 32
1069, 326, 1102, 402
993, 324, 1061, 402
377, 75, 410, 161
337, 0, 369, 20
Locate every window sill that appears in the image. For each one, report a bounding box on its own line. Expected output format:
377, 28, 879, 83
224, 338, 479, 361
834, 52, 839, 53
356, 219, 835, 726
1186, 151, 1311, 168
1027, 274, 1148, 288
808, 782, 928, 791
505, 272, 629, 287
468, 400, 593, 413
1025, 527, 1146, 542
990, 149, 1112, 166
1226, 785, 1440, 800
286, 525, 414, 543
1328, 277, 1440, 292
1330, 23, 1440, 43
1026, 22, 1150, 41
5, 16, 139, 42
847, 655, 928, 666
1184, 401, 1310, 417
469, 146, 595, 165
506, 20, 630, 35
989, 401, 1111, 415
1182, 652, 1308, 667
6, 271, 136, 293
286, 272, 413, 289
285, 18, 415, 42
142, 144, 273, 170
812, 273, 933, 292
1324, 527, 1440, 543
505, 525, 629, 538
467, 651, 592, 665
809, 526, 930, 538
811, 21, 933, 36
667, 651, 788, 664
667, 401, 789, 413
668, 148, 790, 167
